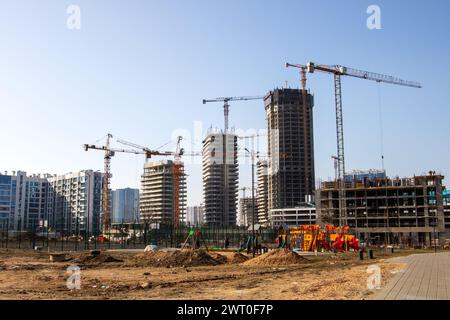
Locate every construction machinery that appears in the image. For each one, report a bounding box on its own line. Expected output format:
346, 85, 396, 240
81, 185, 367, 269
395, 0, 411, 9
202, 96, 264, 132
172, 136, 184, 227
287, 62, 422, 226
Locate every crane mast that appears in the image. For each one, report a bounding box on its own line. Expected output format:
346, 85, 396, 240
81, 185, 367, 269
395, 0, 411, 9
103, 134, 113, 234
173, 136, 183, 227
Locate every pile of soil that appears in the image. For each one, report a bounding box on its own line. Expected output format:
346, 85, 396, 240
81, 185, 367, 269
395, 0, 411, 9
208, 252, 229, 264
71, 253, 123, 265
228, 252, 249, 264
133, 249, 224, 267
243, 249, 309, 266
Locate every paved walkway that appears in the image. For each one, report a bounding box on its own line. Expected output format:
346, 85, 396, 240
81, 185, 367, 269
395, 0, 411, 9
373, 252, 450, 300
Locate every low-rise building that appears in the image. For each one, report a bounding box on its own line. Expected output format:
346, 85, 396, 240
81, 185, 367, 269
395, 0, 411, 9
269, 205, 316, 227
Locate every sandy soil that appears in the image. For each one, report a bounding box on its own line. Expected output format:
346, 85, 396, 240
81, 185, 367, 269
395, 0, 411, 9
0, 248, 408, 300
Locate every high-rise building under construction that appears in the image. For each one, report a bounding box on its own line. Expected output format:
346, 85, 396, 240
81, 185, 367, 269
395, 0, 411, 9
140, 160, 186, 225
256, 159, 269, 225
264, 88, 315, 210
202, 130, 238, 225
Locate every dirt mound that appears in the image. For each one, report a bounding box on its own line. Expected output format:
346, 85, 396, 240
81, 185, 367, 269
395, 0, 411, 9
208, 252, 229, 264
72, 253, 123, 265
228, 252, 249, 264
133, 249, 224, 267
243, 249, 309, 266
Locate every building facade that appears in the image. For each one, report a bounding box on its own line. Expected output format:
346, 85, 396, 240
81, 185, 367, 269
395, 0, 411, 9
111, 188, 139, 224
269, 205, 316, 227
48, 170, 103, 235
0, 170, 103, 235
317, 172, 446, 245
264, 88, 315, 210
140, 160, 187, 224
202, 131, 238, 226
238, 197, 257, 227
0, 171, 51, 232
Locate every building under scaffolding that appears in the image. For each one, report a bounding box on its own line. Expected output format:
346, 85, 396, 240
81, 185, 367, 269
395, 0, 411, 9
317, 172, 446, 246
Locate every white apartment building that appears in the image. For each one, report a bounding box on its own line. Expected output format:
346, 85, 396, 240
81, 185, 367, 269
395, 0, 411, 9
48, 170, 103, 235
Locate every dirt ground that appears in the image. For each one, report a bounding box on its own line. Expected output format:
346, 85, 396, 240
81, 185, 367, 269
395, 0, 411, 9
0, 248, 413, 300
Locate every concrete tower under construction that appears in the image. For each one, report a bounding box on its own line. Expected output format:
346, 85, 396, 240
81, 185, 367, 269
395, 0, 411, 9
140, 160, 186, 225
202, 130, 238, 226
256, 159, 269, 225
264, 88, 315, 210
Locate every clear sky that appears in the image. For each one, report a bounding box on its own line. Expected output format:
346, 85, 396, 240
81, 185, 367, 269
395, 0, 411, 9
1, 0, 449, 206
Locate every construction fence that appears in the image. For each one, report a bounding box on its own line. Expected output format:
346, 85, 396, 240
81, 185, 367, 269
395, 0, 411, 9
0, 223, 277, 252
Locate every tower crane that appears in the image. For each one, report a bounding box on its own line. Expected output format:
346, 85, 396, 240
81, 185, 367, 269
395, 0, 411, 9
118, 135, 200, 227
83, 135, 179, 234
115, 137, 174, 159
202, 96, 265, 132
288, 61, 422, 226
172, 136, 184, 227
202, 95, 264, 225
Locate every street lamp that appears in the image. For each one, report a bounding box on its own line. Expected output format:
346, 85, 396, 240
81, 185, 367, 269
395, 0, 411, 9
245, 148, 257, 257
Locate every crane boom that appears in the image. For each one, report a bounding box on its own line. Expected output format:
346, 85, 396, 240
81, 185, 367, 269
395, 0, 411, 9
307, 63, 422, 88
202, 96, 264, 104
116, 138, 174, 158
84, 144, 146, 155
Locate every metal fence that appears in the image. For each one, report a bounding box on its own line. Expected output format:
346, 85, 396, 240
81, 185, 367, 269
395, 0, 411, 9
0, 223, 276, 252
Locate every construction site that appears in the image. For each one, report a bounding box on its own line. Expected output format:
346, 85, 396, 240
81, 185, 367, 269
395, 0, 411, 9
1, 59, 448, 301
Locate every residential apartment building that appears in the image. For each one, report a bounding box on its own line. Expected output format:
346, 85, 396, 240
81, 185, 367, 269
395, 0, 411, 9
0, 171, 51, 232
48, 170, 103, 235
0, 170, 103, 235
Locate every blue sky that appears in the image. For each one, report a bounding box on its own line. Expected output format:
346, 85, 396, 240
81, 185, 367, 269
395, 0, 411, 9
0, 0, 449, 205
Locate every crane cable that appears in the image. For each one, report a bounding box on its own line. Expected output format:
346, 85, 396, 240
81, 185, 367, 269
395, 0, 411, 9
377, 82, 385, 172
